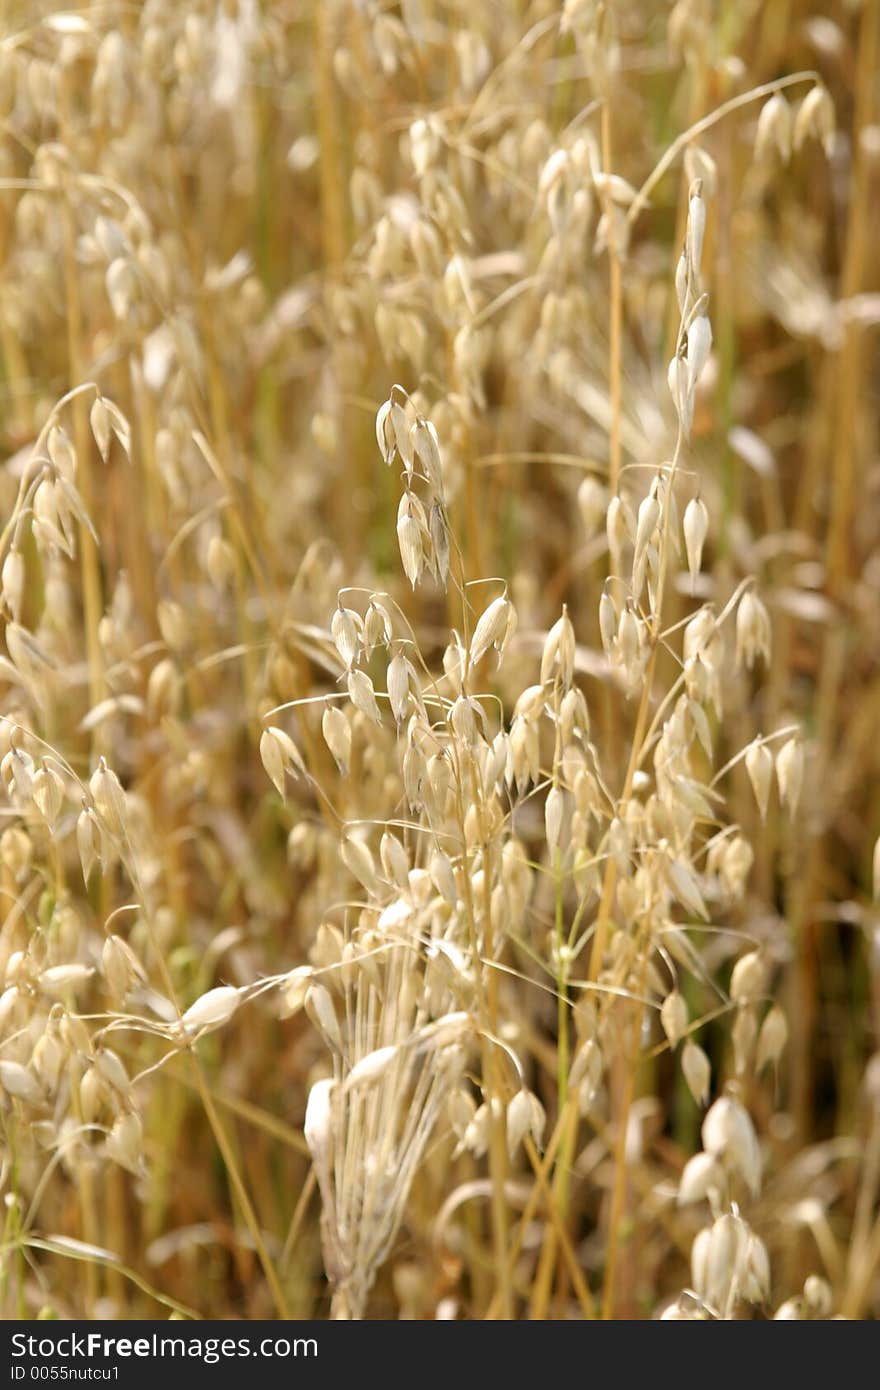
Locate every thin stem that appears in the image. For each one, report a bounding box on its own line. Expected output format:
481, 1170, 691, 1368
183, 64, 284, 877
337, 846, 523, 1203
191, 1066, 290, 1321
602, 101, 623, 500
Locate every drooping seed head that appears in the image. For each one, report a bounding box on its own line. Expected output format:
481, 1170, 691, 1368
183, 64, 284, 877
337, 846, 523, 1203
745, 739, 773, 820
730, 950, 767, 1005
682, 496, 709, 590
756, 1004, 788, 1072
322, 705, 352, 775
686, 311, 712, 394
682, 1038, 711, 1106
331, 604, 363, 671
180, 985, 242, 1037
755, 93, 792, 165
686, 178, 706, 276
775, 736, 804, 818
678, 1151, 725, 1206
702, 1095, 762, 1197
736, 590, 771, 669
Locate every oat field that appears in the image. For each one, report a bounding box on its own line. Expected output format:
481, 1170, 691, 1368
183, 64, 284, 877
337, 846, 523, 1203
0, 0, 878, 1321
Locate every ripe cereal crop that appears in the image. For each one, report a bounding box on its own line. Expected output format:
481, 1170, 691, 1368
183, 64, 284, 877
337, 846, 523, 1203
0, 0, 878, 1322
